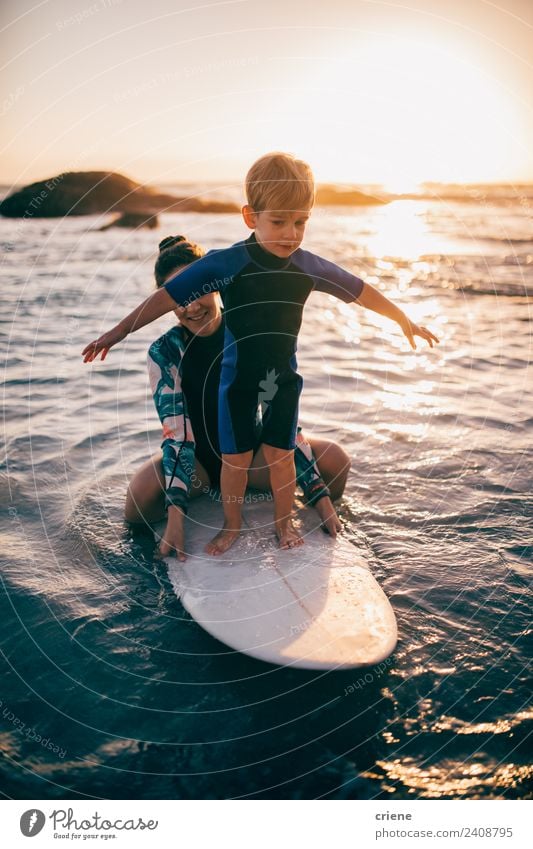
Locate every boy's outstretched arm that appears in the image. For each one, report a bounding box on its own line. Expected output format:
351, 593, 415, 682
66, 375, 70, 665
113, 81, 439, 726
81, 287, 177, 362
356, 283, 439, 350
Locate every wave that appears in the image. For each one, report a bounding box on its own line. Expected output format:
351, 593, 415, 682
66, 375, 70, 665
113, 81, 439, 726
456, 281, 533, 297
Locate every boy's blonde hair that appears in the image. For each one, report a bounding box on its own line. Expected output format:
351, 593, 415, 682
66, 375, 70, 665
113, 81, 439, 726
245, 152, 315, 212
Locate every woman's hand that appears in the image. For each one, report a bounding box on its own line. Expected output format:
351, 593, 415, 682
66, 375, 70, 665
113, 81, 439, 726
158, 506, 187, 561
399, 315, 440, 350
82, 323, 127, 362
314, 496, 342, 538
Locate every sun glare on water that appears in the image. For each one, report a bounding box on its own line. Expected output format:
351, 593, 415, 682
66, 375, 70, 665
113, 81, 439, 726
360, 201, 445, 259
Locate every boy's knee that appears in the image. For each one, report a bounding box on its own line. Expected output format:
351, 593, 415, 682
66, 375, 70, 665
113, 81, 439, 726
222, 451, 253, 470
262, 445, 294, 464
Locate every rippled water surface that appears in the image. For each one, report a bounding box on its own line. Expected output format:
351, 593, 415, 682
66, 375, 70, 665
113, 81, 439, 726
1, 197, 532, 799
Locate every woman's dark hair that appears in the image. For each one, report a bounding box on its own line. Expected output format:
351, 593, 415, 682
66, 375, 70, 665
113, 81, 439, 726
154, 235, 204, 287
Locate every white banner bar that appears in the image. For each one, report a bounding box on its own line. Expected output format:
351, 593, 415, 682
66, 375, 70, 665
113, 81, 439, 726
1, 799, 530, 848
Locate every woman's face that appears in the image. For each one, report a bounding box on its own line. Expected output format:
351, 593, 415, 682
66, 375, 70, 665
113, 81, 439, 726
164, 267, 222, 337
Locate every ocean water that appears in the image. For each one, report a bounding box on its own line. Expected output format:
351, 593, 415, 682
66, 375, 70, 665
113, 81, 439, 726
1, 192, 532, 799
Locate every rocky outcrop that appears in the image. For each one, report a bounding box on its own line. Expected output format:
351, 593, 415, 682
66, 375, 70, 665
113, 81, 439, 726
316, 185, 387, 206
0, 171, 239, 218
0, 170, 392, 220
99, 211, 159, 231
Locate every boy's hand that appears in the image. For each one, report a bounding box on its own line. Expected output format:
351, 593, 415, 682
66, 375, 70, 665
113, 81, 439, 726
82, 324, 127, 362
399, 315, 440, 350
356, 283, 439, 351
314, 496, 342, 538
157, 506, 186, 561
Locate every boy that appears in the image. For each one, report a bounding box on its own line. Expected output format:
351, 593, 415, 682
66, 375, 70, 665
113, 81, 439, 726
83, 152, 438, 555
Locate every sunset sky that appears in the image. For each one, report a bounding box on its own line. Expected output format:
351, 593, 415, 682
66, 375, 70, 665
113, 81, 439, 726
1, 0, 532, 190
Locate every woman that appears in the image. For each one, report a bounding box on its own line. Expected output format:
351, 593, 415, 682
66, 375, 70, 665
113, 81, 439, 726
125, 236, 351, 561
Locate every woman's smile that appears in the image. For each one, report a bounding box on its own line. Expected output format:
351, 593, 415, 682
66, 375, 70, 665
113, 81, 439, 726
179, 305, 220, 335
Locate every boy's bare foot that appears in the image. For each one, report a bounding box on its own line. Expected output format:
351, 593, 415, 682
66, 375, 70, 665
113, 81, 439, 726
205, 525, 241, 556
276, 518, 304, 550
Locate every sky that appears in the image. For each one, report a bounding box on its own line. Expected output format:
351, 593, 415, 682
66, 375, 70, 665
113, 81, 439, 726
1, 0, 532, 189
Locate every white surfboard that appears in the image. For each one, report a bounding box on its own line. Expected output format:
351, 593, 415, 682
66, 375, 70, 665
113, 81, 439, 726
156, 498, 397, 670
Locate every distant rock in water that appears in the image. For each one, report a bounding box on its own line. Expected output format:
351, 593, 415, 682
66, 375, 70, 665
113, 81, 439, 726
99, 211, 159, 231
0, 171, 239, 218
316, 185, 387, 206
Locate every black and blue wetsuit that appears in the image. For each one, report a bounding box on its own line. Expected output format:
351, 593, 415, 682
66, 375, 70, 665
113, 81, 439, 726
147, 320, 333, 512
165, 232, 365, 454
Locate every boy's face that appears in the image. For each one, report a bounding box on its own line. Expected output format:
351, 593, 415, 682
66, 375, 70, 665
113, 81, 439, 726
243, 207, 312, 258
